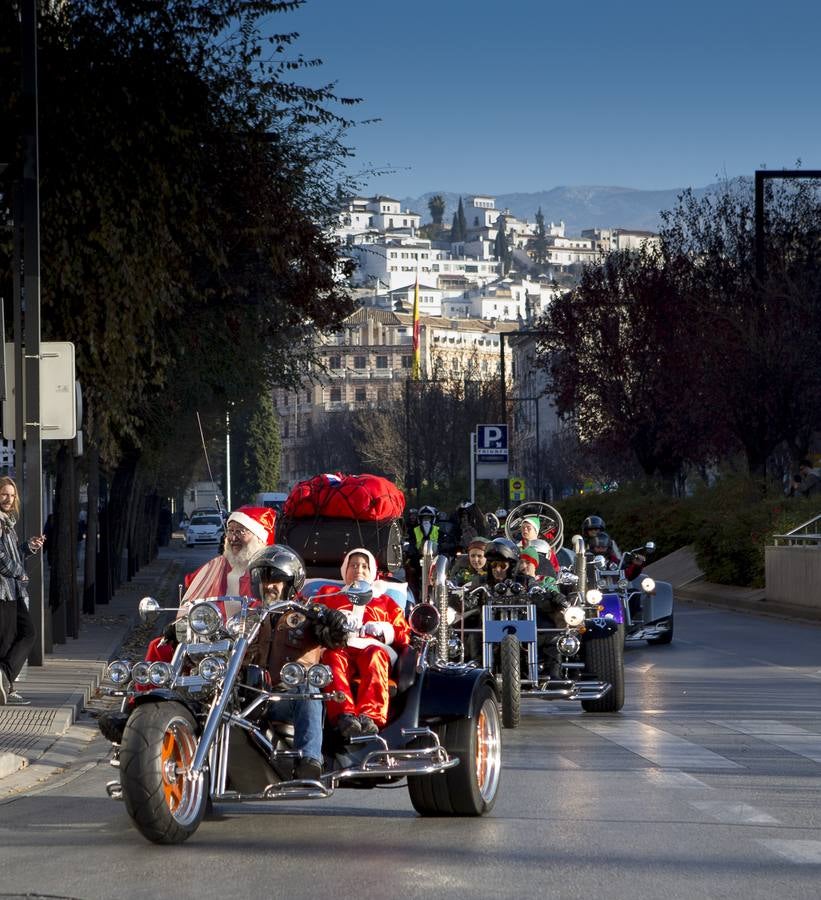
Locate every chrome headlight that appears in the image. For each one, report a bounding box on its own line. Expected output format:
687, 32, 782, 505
131, 661, 151, 685
189, 601, 223, 637
563, 605, 585, 627
557, 634, 581, 656
148, 661, 172, 687
280, 662, 306, 686
306, 664, 333, 689
408, 603, 440, 636
174, 616, 189, 644
227, 609, 260, 638
198, 656, 227, 682
107, 660, 132, 685
641, 577, 656, 594
617, 577, 629, 590
585, 588, 603, 606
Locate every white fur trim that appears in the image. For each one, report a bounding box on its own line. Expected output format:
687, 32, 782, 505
228, 510, 269, 543
379, 622, 395, 645
340, 547, 377, 583
346, 635, 398, 666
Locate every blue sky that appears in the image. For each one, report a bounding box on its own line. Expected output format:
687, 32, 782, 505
269, 0, 820, 199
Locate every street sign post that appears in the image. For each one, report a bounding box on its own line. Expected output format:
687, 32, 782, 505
509, 476, 526, 502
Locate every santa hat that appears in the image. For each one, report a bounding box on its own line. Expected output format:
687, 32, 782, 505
520, 546, 540, 566
340, 547, 377, 584
227, 506, 277, 545
522, 516, 541, 533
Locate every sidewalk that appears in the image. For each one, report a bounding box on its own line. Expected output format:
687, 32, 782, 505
644, 545, 821, 623
0, 545, 182, 797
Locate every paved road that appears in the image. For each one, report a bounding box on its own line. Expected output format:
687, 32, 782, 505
1, 600, 820, 899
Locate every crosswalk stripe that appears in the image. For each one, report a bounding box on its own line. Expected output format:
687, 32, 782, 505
577, 720, 743, 769
643, 770, 712, 789
759, 840, 821, 863
690, 800, 780, 824
719, 720, 821, 764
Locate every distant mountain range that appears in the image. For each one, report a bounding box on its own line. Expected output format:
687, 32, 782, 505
399, 184, 721, 235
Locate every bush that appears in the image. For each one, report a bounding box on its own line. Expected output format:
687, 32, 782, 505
554, 477, 819, 588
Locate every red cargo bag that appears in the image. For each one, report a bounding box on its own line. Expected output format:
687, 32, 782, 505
284, 473, 405, 522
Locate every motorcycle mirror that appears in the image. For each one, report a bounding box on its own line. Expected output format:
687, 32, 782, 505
593, 554, 607, 569
345, 579, 373, 606
645, 541, 656, 554
138, 596, 161, 624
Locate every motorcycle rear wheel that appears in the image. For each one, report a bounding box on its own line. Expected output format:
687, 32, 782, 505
407, 683, 502, 816
581, 625, 625, 713
120, 701, 209, 844
500, 634, 522, 729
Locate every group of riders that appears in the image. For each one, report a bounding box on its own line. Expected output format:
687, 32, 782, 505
117, 502, 644, 783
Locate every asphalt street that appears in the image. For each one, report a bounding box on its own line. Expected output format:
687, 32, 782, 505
1, 594, 821, 900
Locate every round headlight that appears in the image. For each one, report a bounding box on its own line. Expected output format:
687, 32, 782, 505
189, 602, 223, 637
641, 577, 656, 594
563, 605, 585, 627
280, 662, 306, 686
198, 656, 227, 682
408, 603, 440, 636
306, 664, 333, 689
107, 659, 132, 685
617, 577, 629, 591
227, 609, 260, 637
148, 661, 172, 687
557, 634, 581, 656
585, 588, 603, 606
174, 617, 189, 644
131, 661, 151, 685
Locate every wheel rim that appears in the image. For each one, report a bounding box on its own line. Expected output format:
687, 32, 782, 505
474, 697, 502, 802
160, 716, 205, 825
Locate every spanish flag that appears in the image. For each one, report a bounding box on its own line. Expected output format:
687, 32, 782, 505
411, 275, 421, 380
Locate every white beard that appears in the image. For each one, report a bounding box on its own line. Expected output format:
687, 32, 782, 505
223, 536, 266, 571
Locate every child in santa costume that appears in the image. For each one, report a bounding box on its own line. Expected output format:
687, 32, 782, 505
315, 547, 410, 739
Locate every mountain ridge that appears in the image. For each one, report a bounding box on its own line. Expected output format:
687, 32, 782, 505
396, 182, 723, 235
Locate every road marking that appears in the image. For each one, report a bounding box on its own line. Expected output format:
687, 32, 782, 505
577, 720, 742, 769
690, 800, 780, 824
643, 769, 712, 789
625, 662, 654, 673
759, 840, 821, 863
719, 720, 821, 763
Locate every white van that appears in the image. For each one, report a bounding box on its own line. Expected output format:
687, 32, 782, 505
254, 491, 288, 512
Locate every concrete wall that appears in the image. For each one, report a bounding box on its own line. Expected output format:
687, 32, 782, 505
765, 545, 821, 612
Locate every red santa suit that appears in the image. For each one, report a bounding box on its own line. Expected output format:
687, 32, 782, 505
316, 548, 410, 729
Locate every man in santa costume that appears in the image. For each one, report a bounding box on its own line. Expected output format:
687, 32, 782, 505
180, 505, 277, 603
315, 547, 410, 739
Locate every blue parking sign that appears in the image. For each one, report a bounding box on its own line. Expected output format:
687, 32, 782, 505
476, 424, 508, 463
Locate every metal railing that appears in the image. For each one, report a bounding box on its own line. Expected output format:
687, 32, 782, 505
772, 515, 821, 546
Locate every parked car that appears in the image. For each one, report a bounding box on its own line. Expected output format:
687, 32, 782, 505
185, 513, 224, 548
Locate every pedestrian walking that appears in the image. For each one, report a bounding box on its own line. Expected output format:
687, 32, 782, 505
0, 476, 44, 706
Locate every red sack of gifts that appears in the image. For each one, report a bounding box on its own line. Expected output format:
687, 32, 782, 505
284, 473, 405, 522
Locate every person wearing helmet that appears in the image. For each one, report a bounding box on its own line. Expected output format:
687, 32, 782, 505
473, 537, 520, 588
412, 505, 440, 552
314, 548, 411, 740
581, 515, 606, 542
517, 514, 559, 576
248, 545, 349, 781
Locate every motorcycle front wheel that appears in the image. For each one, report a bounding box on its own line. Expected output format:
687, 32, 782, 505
500, 634, 522, 728
119, 700, 209, 844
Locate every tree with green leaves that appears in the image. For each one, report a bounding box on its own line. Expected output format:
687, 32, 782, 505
0, 0, 359, 612
427, 194, 446, 226
494, 214, 512, 274
529, 207, 549, 268
450, 196, 467, 243
233, 391, 282, 504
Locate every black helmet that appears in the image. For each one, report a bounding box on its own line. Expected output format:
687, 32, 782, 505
582, 515, 606, 536
248, 544, 306, 601
484, 537, 520, 565
588, 531, 611, 554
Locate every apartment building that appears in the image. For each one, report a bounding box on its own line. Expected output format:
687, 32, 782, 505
273, 307, 518, 487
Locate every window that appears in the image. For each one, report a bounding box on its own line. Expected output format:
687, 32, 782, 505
283, 421, 289, 438
377, 388, 388, 403
354, 355, 366, 369
306, 390, 311, 403
329, 355, 341, 369
330, 387, 342, 402
355, 387, 366, 402
401, 356, 412, 369
376, 355, 388, 369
